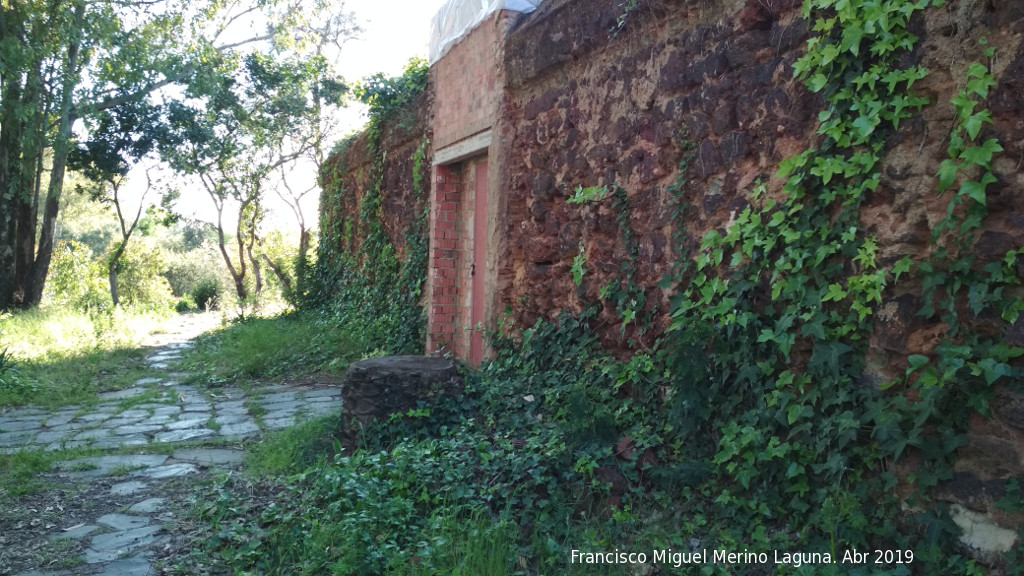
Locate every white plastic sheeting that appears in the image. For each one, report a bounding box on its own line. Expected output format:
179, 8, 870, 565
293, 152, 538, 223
429, 0, 543, 64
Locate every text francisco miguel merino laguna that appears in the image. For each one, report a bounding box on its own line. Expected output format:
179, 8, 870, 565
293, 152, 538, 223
571, 548, 904, 569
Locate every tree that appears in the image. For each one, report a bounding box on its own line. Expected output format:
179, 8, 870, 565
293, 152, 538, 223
160, 51, 350, 305
0, 0, 353, 311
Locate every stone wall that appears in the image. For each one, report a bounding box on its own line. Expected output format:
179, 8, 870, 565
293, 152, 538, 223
320, 0, 1024, 558
318, 89, 432, 270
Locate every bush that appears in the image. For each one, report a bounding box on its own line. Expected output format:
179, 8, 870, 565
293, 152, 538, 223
175, 295, 198, 313
114, 239, 175, 310
45, 240, 109, 311
191, 278, 222, 311
164, 243, 227, 298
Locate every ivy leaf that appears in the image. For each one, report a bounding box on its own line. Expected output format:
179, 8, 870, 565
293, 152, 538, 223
936, 159, 958, 193
958, 180, 988, 206
892, 256, 914, 283
822, 283, 847, 302
906, 354, 930, 376
972, 358, 1012, 385
808, 73, 829, 93
840, 23, 864, 56
800, 315, 826, 340
851, 114, 878, 141
809, 341, 852, 374
786, 403, 803, 425
963, 110, 993, 140
968, 282, 988, 316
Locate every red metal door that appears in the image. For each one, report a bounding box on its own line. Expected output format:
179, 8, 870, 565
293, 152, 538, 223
470, 161, 488, 366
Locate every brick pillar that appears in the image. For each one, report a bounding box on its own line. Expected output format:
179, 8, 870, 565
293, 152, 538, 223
428, 164, 462, 353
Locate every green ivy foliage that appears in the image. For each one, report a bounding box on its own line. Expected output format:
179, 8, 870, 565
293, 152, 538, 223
311, 60, 431, 356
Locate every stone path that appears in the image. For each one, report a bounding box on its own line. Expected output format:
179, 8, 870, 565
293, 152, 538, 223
0, 315, 343, 576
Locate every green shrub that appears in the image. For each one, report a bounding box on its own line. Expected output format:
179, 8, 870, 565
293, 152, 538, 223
45, 240, 109, 311
114, 239, 176, 310
191, 278, 222, 311
175, 295, 197, 313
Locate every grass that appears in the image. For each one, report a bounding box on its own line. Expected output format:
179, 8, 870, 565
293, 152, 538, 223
245, 415, 338, 476
0, 306, 172, 409
180, 310, 360, 386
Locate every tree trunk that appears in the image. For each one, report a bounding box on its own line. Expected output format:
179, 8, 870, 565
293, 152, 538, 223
0, 77, 24, 310
109, 266, 120, 307
261, 253, 293, 295
0, 5, 26, 309
13, 58, 45, 308
24, 2, 85, 308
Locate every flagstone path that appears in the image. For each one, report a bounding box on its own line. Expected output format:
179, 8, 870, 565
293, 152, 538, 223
0, 314, 342, 576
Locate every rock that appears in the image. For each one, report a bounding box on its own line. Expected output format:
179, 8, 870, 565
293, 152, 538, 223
949, 504, 1019, 564
339, 356, 462, 452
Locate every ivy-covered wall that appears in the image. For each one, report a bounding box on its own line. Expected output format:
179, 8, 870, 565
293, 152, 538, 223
320, 0, 1024, 563
318, 89, 433, 269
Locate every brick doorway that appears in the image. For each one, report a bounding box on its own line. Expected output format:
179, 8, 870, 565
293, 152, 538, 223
428, 155, 489, 366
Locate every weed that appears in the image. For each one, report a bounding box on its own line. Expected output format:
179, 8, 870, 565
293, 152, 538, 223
0, 307, 171, 408
245, 415, 337, 476
180, 311, 360, 386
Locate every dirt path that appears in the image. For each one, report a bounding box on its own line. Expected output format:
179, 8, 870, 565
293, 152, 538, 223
0, 313, 341, 576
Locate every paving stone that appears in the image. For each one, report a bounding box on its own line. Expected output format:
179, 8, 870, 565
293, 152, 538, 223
41, 422, 83, 434
52, 524, 100, 540
99, 387, 149, 401
260, 392, 298, 404
0, 431, 36, 446
164, 417, 209, 431
97, 514, 151, 531
181, 404, 211, 414
110, 481, 148, 496
74, 429, 112, 441
133, 463, 197, 479
213, 413, 252, 425
0, 418, 45, 432
113, 423, 165, 436
118, 410, 151, 419
34, 430, 72, 444
90, 435, 149, 449
133, 377, 163, 386
306, 395, 342, 403
151, 406, 181, 416
173, 448, 247, 467
97, 555, 153, 576
154, 428, 214, 443
40, 413, 76, 427
86, 525, 162, 561
214, 400, 248, 412
57, 455, 168, 478
77, 413, 113, 423
218, 421, 261, 437
141, 416, 174, 427
13, 570, 65, 576
148, 362, 169, 370
45, 440, 90, 451
303, 388, 342, 399
264, 416, 296, 429
128, 498, 166, 513
104, 416, 146, 428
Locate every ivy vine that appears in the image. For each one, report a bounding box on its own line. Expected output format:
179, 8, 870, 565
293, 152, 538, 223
311, 60, 431, 355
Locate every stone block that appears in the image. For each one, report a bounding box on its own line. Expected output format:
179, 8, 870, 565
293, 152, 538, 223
340, 356, 462, 452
